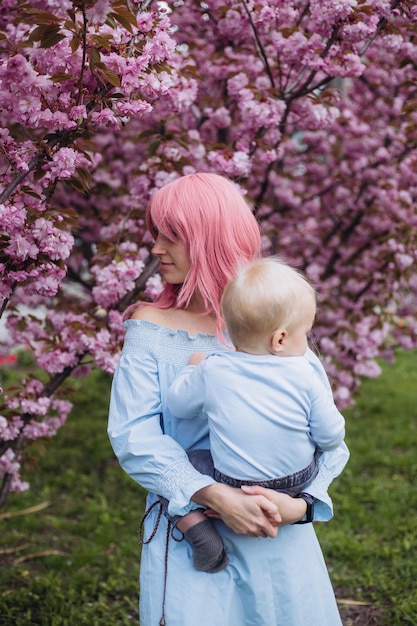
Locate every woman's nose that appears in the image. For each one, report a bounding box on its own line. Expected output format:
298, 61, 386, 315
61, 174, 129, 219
152, 234, 165, 255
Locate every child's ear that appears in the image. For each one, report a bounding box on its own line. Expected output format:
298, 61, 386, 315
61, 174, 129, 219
271, 329, 287, 354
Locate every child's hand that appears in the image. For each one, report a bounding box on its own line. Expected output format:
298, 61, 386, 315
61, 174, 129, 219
188, 351, 206, 366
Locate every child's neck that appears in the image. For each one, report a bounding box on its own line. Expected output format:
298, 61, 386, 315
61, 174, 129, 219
235, 342, 271, 355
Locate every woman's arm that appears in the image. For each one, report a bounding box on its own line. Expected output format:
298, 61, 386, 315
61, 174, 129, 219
192, 482, 283, 537
192, 483, 307, 534
108, 320, 216, 517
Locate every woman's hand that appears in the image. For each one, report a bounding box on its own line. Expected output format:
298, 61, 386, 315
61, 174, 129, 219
192, 483, 282, 538
241, 485, 307, 525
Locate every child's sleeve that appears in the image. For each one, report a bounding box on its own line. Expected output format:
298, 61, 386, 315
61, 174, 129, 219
303, 348, 350, 521
167, 363, 207, 419
308, 372, 346, 450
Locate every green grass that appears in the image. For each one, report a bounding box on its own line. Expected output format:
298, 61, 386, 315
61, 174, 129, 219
0, 368, 144, 626
0, 352, 416, 625
316, 349, 417, 625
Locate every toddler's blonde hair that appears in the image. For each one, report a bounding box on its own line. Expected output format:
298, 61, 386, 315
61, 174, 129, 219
221, 256, 316, 348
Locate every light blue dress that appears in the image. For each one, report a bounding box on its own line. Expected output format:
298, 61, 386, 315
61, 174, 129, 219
108, 320, 349, 626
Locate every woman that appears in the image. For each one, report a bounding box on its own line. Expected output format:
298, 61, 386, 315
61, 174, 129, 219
108, 172, 349, 625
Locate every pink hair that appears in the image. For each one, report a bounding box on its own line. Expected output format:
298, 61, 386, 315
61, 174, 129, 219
126, 173, 261, 334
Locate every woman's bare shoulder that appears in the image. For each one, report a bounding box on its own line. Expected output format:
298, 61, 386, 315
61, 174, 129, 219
130, 305, 168, 323
129, 305, 216, 335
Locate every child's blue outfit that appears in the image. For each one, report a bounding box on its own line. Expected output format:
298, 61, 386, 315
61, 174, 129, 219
168, 350, 345, 492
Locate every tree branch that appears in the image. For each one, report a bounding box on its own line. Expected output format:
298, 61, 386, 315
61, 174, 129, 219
241, 0, 275, 89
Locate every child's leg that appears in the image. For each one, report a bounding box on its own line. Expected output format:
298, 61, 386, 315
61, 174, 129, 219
159, 450, 227, 572
175, 509, 207, 533
177, 510, 228, 573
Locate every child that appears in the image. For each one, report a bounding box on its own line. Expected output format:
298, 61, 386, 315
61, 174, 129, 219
167, 256, 346, 572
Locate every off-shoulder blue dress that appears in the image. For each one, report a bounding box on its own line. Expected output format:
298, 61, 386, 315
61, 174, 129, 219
108, 320, 349, 626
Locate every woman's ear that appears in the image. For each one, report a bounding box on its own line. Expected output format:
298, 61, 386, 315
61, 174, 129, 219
271, 329, 287, 354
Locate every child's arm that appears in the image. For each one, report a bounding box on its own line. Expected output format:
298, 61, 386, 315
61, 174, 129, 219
302, 349, 350, 521
167, 357, 207, 419
308, 372, 346, 451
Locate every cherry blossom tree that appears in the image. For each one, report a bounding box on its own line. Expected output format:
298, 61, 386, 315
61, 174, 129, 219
1, 0, 416, 506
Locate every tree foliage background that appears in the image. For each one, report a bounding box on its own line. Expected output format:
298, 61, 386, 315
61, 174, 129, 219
1, 0, 416, 506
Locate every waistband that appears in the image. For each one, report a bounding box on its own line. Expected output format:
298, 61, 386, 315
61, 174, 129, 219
213, 449, 320, 497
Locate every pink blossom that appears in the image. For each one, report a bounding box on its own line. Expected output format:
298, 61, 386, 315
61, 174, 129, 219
310, 0, 358, 32
145, 274, 163, 300
169, 76, 198, 111
86, 0, 111, 24
91, 109, 121, 130
69, 105, 88, 121
0, 203, 27, 232
395, 253, 414, 270
36, 227, 74, 260
5, 234, 39, 261
0, 449, 29, 493
35, 347, 80, 374
17, 94, 42, 115
205, 106, 232, 129
26, 269, 64, 297
20, 396, 50, 416
116, 100, 153, 118
227, 72, 249, 97
143, 30, 176, 64
333, 386, 352, 408
92, 259, 146, 307
0, 415, 23, 441
353, 360, 382, 378
139, 71, 174, 99
45, 147, 80, 179
137, 12, 155, 33
23, 419, 50, 440
218, 9, 246, 39
33, 0, 72, 15
207, 150, 251, 177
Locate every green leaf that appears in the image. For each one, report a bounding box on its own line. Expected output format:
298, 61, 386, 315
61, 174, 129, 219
75, 167, 92, 188
89, 47, 101, 71
148, 139, 161, 156
98, 68, 121, 88
29, 24, 65, 48
20, 8, 61, 25
109, 8, 138, 34
33, 167, 46, 182
40, 32, 65, 48
70, 35, 81, 54
50, 72, 73, 83
90, 35, 113, 51
21, 186, 42, 199
67, 176, 88, 194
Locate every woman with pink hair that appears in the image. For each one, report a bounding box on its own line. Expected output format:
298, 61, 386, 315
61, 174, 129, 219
108, 172, 349, 625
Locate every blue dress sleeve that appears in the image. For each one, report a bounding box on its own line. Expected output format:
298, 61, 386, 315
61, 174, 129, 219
304, 349, 350, 521
107, 321, 215, 517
